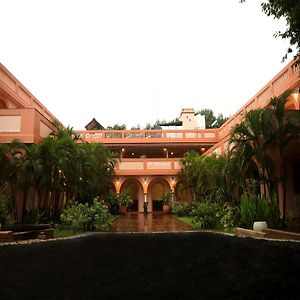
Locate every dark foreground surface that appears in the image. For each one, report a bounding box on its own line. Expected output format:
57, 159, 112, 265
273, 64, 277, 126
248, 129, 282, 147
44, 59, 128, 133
1, 232, 300, 300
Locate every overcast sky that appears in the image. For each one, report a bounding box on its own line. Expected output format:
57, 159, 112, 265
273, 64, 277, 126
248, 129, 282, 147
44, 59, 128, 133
1, 0, 293, 130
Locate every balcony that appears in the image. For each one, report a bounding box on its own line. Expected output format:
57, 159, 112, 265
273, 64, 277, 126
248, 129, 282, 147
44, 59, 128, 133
114, 158, 181, 176
0, 108, 55, 144
75, 129, 219, 145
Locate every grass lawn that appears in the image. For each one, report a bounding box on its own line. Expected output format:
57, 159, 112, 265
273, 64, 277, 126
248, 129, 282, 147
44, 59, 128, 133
53, 228, 84, 238
176, 216, 202, 228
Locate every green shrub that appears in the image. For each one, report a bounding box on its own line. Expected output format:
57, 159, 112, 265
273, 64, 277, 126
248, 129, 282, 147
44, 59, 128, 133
24, 209, 46, 224
192, 201, 236, 231
171, 202, 193, 216
60, 198, 111, 232
0, 195, 11, 225
238, 193, 280, 229
107, 192, 120, 215
192, 202, 220, 229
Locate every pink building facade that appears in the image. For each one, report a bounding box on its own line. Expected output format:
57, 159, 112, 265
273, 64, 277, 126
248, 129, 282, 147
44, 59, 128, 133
1, 59, 300, 214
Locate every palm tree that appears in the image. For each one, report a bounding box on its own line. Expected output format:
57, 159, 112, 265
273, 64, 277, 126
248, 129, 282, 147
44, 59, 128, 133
230, 109, 275, 199
264, 91, 300, 218
0, 140, 28, 221
230, 91, 300, 219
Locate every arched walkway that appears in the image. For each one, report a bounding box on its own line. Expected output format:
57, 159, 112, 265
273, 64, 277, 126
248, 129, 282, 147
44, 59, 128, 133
120, 178, 144, 212
147, 177, 171, 212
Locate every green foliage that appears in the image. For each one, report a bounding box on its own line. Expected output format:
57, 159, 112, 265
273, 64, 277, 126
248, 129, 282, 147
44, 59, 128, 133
172, 201, 236, 232
241, 0, 300, 60
231, 92, 300, 218
0, 127, 116, 223
53, 227, 84, 238
161, 191, 172, 204
238, 193, 280, 229
192, 202, 220, 229
179, 151, 239, 205
144, 119, 162, 130
118, 189, 133, 206
171, 202, 193, 217
0, 195, 11, 225
107, 192, 120, 215
60, 198, 111, 232
106, 124, 127, 130
196, 108, 228, 128
24, 209, 46, 224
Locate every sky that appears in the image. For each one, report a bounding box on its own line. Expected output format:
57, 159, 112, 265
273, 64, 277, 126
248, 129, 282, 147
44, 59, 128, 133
0, 0, 294, 130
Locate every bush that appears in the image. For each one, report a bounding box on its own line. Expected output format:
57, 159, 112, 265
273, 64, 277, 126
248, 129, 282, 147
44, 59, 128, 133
192, 201, 236, 231
60, 198, 111, 232
238, 193, 280, 229
107, 192, 120, 215
0, 195, 11, 225
171, 202, 193, 217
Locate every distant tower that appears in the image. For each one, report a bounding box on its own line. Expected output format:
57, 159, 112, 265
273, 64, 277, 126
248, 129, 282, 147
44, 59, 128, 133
180, 108, 195, 130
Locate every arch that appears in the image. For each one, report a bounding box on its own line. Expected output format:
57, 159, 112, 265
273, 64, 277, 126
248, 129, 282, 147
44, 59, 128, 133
0, 98, 8, 109
285, 99, 296, 110
120, 178, 144, 212
147, 177, 171, 212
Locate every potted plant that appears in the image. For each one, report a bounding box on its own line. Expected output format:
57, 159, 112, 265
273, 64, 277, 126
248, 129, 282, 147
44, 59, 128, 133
161, 191, 172, 214
118, 190, 133, 215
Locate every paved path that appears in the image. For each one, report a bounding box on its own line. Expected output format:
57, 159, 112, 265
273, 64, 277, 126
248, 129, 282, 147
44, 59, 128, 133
112, 212, 194, 232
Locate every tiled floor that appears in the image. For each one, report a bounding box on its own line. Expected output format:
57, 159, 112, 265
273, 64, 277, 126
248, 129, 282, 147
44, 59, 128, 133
112, 212, 195, 232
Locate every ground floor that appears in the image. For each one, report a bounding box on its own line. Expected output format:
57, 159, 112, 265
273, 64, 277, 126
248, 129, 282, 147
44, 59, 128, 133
111, 175, 193, 213
112, 212, 194, 232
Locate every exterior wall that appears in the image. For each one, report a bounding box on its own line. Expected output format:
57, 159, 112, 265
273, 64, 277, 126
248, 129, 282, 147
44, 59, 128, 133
180, 108, 197, 129
0, 108, 55, 143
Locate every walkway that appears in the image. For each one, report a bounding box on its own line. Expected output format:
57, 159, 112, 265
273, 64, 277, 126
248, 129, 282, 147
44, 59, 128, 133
112, 212, 194, 232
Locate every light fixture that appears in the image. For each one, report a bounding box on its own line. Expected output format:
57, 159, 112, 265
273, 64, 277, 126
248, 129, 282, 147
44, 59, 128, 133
121, 148, 125, 152
163, 148, 167, 151
170, 152, 174, 155
131, 152, 135, 156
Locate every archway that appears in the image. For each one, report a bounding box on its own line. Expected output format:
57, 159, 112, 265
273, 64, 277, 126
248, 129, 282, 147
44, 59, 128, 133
147, 177, 171, 212
285, 97, 297, 110
120, 178, 144, 212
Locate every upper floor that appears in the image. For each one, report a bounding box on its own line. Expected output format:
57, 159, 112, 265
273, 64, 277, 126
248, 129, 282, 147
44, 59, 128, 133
0, 58, 299, 174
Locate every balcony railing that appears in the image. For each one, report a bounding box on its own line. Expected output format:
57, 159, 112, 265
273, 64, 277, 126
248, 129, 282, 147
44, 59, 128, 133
75, 129, 219, 144
218, 58, 300, 140
205, 59, 300, 156
114, 158, 181, 175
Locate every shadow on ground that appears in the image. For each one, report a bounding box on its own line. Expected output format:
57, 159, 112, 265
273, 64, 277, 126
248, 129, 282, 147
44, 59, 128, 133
1, 232, 300, 300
